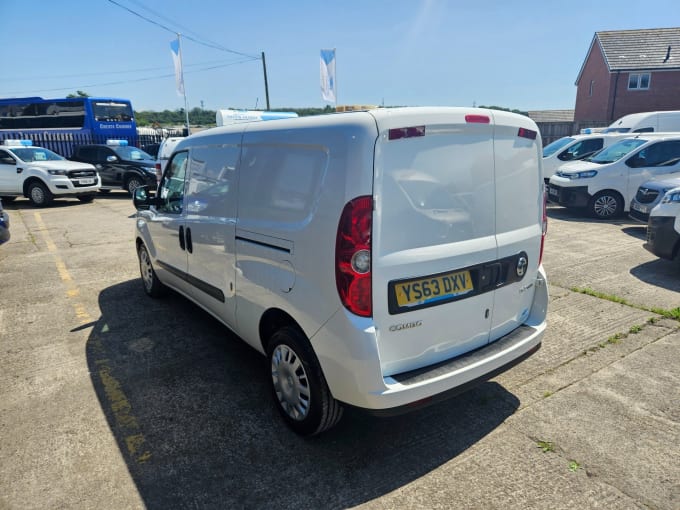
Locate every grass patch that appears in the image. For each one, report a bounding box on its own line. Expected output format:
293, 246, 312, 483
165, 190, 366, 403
607, 332, 626, 344
629, 324, 643, 334
568, 460, 582, 472
537, 440, 555, 453
650, 307, 680, 320
542, 391, 553, 399
571, 287, 680, 322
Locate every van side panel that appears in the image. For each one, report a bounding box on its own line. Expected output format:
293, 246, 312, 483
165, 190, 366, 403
370, 109, 497, 376
184, 139, 241, 327
234, 116, 378, 350
489, 111, 543, 340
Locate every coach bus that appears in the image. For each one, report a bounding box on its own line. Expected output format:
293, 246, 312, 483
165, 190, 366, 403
0, 96, 137, 156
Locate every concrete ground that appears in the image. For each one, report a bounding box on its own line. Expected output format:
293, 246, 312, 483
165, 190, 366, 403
0, 195, 678, 510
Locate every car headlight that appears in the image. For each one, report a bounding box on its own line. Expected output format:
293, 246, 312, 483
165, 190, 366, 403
48, 169, 68, 175
556, 170, 598, 179
661, 191, 680, 203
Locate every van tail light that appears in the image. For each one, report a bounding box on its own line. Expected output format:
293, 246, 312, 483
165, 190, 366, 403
539, 190, 548, 265
336, 196, 372, 317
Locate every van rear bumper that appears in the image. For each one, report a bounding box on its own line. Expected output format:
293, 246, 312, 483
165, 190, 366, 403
361, 322, 543, 413
365, 330, 541, 416
313, 269, 547, 411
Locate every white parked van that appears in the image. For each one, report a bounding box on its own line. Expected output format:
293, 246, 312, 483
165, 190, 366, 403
603, 110, 680, 134
133, 107, 549, 435
644, 186, 680, 261
548, 134, 680, 218
542, 133, 630, 182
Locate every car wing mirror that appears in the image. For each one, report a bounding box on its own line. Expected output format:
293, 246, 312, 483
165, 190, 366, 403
133, 186, 158, 210
106, 155, 118, 163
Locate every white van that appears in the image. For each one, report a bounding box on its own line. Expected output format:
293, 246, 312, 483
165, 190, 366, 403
133, 107, 549, 435
542, 133, 630, 182
548, 134, 680, 218
603, 110, 680, 134
154, 136, 185, 179
644, 186, 680, 261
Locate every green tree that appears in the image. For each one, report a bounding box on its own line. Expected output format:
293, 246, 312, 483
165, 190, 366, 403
66, 90, 90, 98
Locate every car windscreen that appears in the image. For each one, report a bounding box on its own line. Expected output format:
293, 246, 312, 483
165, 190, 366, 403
113, 146, 154, 161
588, 138, 647, 164
10, 147, 65, 162
543, 137, 575, 158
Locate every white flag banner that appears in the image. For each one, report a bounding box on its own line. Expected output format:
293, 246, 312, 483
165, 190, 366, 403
320, 49, 336, 103
170, 38, 185, 96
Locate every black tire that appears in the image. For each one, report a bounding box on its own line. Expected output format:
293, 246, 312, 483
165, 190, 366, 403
588, 190, 623, 219
267, 326, 343, 436
78, 194, 95, 203
137, 243, 166, 297
27, 181, 53, 207
0, 196, 16, 202
126, 176, 144, 195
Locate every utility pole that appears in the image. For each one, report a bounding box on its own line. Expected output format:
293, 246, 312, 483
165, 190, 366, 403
261, 52, 270, 111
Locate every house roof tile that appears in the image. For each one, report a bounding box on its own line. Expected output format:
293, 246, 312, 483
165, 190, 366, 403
597, 27, 680, 71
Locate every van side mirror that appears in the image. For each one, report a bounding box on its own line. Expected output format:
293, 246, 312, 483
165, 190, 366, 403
133, 186, 157, 210
0, 156, 15, 165
106, 155, 118, 163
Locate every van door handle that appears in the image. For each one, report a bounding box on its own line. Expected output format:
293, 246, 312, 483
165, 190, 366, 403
186, 227, 193, 254
178, 225, 186, 251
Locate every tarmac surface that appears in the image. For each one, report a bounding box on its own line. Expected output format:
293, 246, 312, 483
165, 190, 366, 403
0, 194, 678, 509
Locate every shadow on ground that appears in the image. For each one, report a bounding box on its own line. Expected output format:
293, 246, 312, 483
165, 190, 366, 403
630, 259, 680, 292
86, 280, 520, 509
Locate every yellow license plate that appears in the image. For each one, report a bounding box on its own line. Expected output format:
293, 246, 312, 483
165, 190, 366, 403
394, 269, 474, 308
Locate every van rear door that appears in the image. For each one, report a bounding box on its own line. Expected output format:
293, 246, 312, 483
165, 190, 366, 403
487, 110, 543, 341
370, 108, 543, 377
370, 108, 498, 377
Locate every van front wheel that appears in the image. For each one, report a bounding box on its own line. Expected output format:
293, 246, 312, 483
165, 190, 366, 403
137, 243, 166, 297
267, 327, 343, 435
589, 190, 623, 219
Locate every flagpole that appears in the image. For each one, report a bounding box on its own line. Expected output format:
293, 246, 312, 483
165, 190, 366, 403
333, 48, 337, 109
178, 33, 190, 134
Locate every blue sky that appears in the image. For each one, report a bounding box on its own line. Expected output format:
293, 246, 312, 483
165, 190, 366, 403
1, 0, 678, 112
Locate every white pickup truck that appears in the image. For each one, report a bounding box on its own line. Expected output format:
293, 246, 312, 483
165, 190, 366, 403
0, 139, 100, 206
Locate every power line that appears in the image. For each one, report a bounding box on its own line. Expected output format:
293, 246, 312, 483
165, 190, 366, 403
106, 0, 259, 59
1, 59, 257, 83
2, 58, 259, 96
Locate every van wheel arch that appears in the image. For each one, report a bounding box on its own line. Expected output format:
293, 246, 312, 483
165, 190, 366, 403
259, 308, 303, 353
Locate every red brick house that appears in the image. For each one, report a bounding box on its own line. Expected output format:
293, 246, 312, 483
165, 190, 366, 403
574, 27, 680, 125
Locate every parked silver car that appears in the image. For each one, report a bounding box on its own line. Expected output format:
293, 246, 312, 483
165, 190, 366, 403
629, 176, 680, 222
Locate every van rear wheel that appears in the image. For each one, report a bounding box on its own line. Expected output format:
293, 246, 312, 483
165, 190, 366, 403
267, 326, 343, 435
589, 190, 623, 219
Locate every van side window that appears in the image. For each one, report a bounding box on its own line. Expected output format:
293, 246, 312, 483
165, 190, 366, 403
559, 138, 604, 161
158, 151, 188, 214
239, 145, 327, 224
635, 141, 680, 167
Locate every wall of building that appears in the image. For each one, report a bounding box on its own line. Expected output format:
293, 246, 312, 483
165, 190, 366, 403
610, 70, 680, 120
574, 41, 613, 123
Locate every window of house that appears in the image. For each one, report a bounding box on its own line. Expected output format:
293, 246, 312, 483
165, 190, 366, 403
628, 73, 650, 90
589, 80, 594, 97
